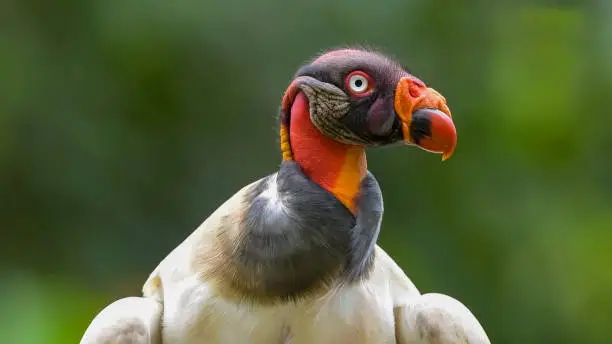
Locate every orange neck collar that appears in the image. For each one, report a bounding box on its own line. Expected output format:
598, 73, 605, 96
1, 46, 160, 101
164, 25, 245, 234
281, 92, 366, 213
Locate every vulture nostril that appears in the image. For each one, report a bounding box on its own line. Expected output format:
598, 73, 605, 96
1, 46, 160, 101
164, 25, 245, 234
407, 78, 426, 98
408, 85, 421, 98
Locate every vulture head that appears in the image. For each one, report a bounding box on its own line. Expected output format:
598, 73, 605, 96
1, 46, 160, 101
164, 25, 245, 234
278, 48, 456, 212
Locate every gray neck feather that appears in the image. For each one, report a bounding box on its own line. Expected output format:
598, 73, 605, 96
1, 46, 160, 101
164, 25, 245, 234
227, 161, 383, 303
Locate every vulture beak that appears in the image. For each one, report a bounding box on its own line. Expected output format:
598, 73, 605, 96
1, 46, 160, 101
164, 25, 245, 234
394, 77, 457, 161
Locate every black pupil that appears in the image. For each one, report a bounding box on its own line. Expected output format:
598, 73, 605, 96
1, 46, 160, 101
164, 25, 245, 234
354, 79, 363, 88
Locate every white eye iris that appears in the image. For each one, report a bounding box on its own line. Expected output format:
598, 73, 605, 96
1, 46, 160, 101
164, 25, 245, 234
348, 74, 369, 93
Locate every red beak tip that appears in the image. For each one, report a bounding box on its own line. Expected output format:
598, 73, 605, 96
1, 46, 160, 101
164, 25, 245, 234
428, 111, 457, 161
441, 149, 454, 161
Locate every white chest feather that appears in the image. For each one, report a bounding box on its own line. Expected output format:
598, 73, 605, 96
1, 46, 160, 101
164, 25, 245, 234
160, 274, 398, 344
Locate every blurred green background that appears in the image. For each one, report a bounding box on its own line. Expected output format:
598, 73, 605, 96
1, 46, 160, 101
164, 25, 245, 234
1, 0, 611, 343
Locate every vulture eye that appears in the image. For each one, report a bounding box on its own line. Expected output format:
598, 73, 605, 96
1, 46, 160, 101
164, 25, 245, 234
345, 71, 373, 96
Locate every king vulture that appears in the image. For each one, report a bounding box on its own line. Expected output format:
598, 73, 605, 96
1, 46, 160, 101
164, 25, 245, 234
80, 48, 490, 344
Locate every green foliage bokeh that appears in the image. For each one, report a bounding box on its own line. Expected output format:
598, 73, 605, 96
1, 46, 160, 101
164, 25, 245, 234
1, 0, 611, 343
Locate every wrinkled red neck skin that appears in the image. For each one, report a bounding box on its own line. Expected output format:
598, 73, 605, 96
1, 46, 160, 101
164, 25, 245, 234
288, 92, 367, 213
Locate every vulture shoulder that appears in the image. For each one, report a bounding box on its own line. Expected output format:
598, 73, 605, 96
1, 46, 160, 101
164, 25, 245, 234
381, 247, 490, 343
394, 291, 490, 344
79, 296, 162, 344
370, 246, 490, 344
141, 176, 263, 301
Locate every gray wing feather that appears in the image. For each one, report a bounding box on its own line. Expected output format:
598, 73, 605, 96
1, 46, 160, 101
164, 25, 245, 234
80, 296, 162, 344
395, 293, 490, 344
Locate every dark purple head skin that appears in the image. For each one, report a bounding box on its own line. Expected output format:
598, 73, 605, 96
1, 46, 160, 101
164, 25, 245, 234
293, 49, 410, 145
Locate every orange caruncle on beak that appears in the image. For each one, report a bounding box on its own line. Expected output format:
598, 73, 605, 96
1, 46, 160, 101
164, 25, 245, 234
394, 77, 457, 161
